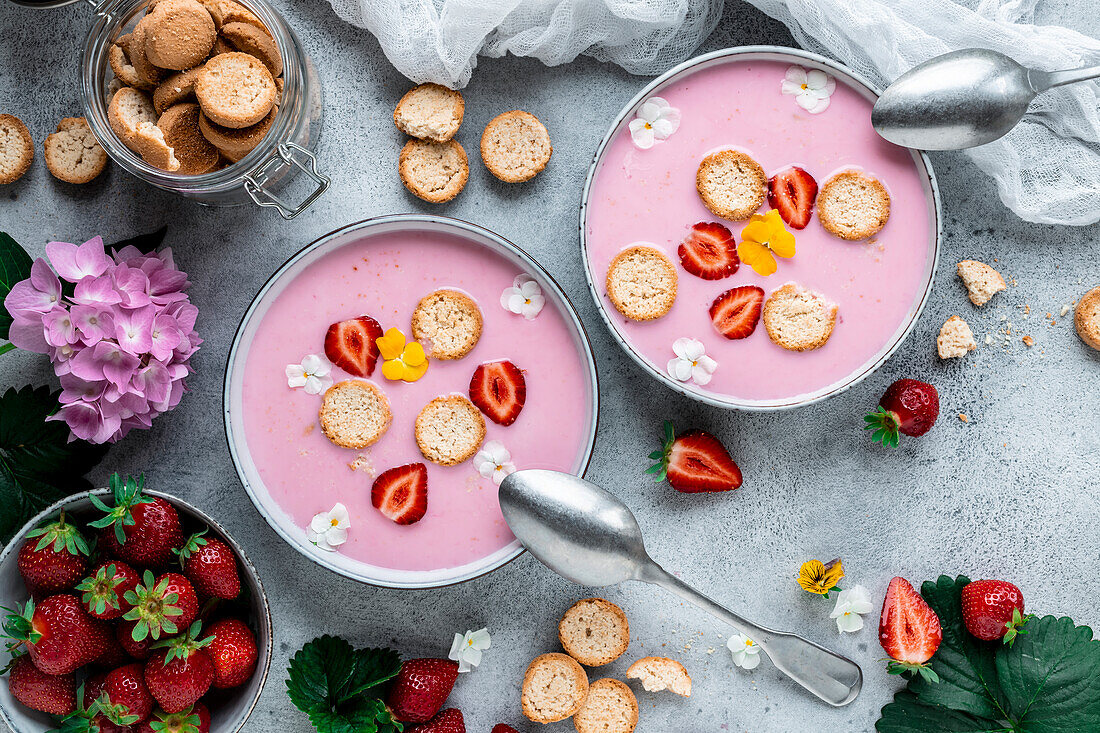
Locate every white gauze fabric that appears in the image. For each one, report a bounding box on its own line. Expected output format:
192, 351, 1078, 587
326, 0, 1100, 225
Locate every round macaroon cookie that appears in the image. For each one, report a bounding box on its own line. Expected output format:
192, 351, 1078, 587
129, 16, 167, 86
393, 83, 464, 142
219, 21, 282, 77
1074, 286, 1100, 352
414, 395, 486, 466
198, 107, 274, 162
144, 0, 217, 71
817, 170, 891, 240
480, 110, 552, 183
44, 117, 108, 184
319, 380, 392, 450
157, 103, 220, 175
572, 678, 638, 733
195, 52, 277, 129
0, 114, 34, 185
109, 40, 153, 91
696, 149, 767, 221
625, 657, 692, 697
559, 598, 630, 667
398, 138, 469, 203
154, 67, 202, 114
411, 289, 483, 360
107, 87, 159, 152
762, 282, 838, 352
605, 245, 677, 322
521, 653, 590, 724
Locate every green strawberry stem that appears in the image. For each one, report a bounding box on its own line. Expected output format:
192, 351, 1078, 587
886, 659, 940, 684
88, 474, 154, 545
75, 563, 126, 617
1, 599, 40, 645
864, 407, 902, 448
645, 420, 676, 483
173, 529, 209, 567
1003, 608, 1033, 647
151, 620, 212, 665
25, 510, 91, 556
122, 570, 183, 642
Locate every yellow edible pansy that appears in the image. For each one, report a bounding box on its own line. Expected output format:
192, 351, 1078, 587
738, 209, 796, 276
376, 328, 428, 382
798, 558, 844, 597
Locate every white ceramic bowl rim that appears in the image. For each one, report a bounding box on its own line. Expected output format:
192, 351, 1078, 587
579, 45, 943, 411
0, 488, 273, 733
222, 214, 601, 589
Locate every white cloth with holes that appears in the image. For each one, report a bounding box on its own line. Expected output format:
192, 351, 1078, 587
325, 0, 1100, 225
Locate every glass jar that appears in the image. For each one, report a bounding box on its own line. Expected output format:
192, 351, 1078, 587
13, 0, 328, 218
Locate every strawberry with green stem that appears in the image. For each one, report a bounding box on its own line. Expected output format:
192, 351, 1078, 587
137, 703, 210, 733
76, 561, 140, 620
89, 474, 183, 569
122, 570, 196, 642
144, 621, 215, 714
864, 379, 940, 447
174, 530, 240, 601
960, 579, 1032, 645
647, 420, 742, 493
17, 511, 91, 597
2, 595, 110, 675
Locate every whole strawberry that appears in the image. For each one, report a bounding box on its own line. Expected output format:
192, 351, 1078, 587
122, 570, 198, 642
96, 662, 154, 726
647, 421, 742, 493
137, 703, 211, 733
76, 561, 141, 620
204, 617, 258, 689
17, 512, 91, 597
7, 654, 76, 715
117, 619, 153, 660
385, 658, 460, 723
879, 577, 943, 682
961, 579, 1030, 644
93, 632, 135, 668
175, 530, 241, 600
90, 474, 183, 569
2, 595, 111, 675
865, 378, 940, 447
407, 708, 465, 733
144, 622, 215, 714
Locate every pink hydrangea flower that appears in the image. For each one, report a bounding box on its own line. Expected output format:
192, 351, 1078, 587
4, 236, 201, 444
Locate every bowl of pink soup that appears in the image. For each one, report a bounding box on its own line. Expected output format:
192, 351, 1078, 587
224, 216, 599, 588
581, 47, 942, 410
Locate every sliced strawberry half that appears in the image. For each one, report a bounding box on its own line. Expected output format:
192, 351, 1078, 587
879, 577, 943, 680
324, 315, 382, 377
649, 422, 742, 493
469, 361, 526, 426
709, 286, 764, 340
768, 166, 818, 230
371, 463, 428, 525
678, 222, 739, 280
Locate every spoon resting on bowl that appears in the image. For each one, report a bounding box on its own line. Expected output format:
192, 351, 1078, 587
499, 469, 863, 707
872, 48, 1100, 150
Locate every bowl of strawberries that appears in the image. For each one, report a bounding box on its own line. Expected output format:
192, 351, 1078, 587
0, 474, 272, 732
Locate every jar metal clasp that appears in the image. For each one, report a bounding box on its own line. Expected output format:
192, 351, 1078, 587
243, 142, 330, 220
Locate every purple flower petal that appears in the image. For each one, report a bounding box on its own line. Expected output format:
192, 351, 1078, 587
43, 307, 79, 347
134, 361, 171, 403
114, 305, 154, 355
70, 340, 139, 388
8, 313, 50, 353
46, 237, 110, 283
6, 260, 62, 317
70, 305, 114, 343
59, 373, 107, 404
111, 265, 151, 308
73, 276, 123, 307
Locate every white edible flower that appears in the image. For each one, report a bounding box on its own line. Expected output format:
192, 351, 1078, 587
500, 274, 545, 320
448, 628, 491, 672
781, 66, 836, 114
628, 96, 681, 149
829, 584, 874, 634
666, 337, 717, 386
307, 503, 350, 552
474, 441, 516, 486
727, 632, 761, 670
286, 354, 333, 395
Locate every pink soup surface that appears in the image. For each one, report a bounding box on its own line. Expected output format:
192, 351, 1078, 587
585, 58, 936, 404
240, 230, 593, 572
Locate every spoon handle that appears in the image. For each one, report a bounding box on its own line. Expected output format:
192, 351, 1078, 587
1030, 64, 1100, 91
638, 562, 863, 707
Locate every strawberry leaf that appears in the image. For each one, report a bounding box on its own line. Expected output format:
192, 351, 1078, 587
287, 636, 402, 733
876, 575, 1100, 732
0, 385, 109, 544
0, 232, 33, 342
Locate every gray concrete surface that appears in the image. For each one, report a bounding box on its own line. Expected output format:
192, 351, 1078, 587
2, 1, 1099, 731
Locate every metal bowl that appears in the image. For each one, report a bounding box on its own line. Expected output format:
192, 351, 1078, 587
0, 489, 273, 733
579, 46, 942, 411
223, 215, 600, 588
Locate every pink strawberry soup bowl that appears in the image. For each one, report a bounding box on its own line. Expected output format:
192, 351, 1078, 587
223, 215, 600, 589
0, 488, 273, 733
581, 46, 943, 411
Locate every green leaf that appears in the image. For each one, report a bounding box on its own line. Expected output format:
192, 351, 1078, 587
876, 575, 1100, 732
287, 636, 402, 733
0, 232, 33, 342
111, 227, 168, 256
0, 385, 109, 544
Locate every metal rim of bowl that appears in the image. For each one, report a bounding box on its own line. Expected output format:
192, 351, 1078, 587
222, 214, 602, 590
0, 488, 273, 733
578, 45, 943, 411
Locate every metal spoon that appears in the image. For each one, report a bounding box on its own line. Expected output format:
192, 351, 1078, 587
871, 48, 1100, 150
498, 469, 863, 707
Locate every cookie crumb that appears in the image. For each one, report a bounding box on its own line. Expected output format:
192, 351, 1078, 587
958, 413, 968, 423
1022, 335, 1034, 347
